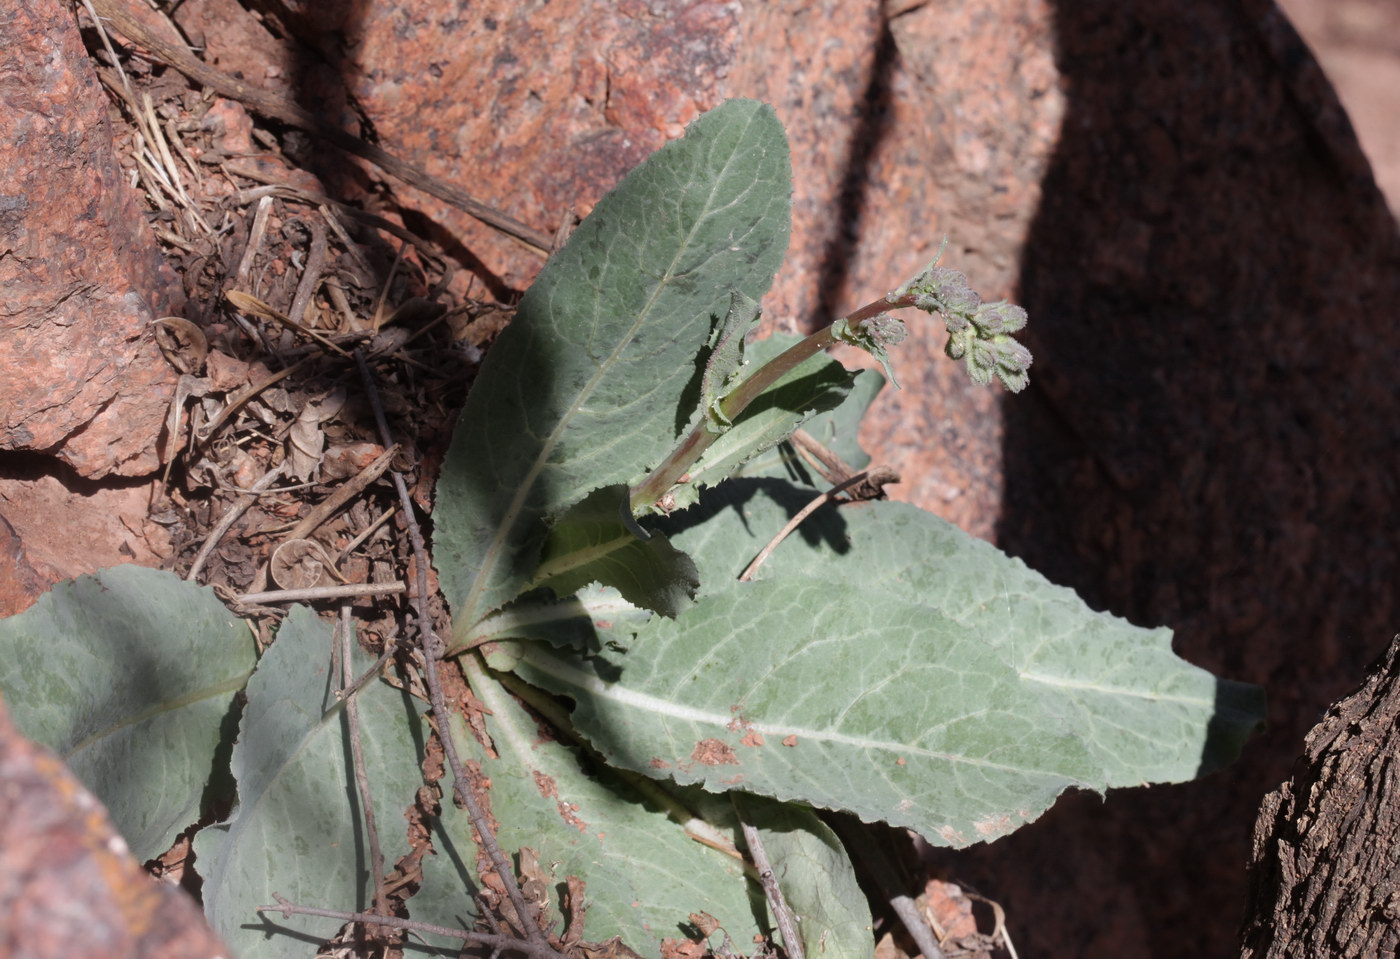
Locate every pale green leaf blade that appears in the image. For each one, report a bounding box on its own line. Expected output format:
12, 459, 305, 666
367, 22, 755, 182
0, 566, 255, 860
703, 490, 1267, 783
435, 99, 791, 635
507, 583, 1095, 846
412, 660, 762, 952
532, 485, 698, 618
507, 483, 1264, 846
731, 794, 874, 959
196, 607, 425, 955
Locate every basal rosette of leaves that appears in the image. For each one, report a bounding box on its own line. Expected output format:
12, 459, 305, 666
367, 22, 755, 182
434, 97, 1264, 863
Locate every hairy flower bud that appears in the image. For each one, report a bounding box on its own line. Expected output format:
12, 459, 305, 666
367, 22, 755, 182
972, 301, 1028, 336
929, 268, 981, 314
993, 337, 1033, 372
896, 245, 1032, 392
857, 314, 908, 350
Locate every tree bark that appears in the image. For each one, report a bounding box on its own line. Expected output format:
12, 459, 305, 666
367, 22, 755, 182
1241, 634, 1400, 957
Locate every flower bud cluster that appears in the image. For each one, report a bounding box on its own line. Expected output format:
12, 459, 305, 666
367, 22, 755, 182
891, 259, 1033, 393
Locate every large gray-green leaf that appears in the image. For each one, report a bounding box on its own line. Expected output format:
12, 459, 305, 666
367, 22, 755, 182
196, 607, 424, 955
435, 99, 791, 638
0, 565, 255, 860
730, 794, 873, 959
504, 482, 1265, 846
412, 657, 761, 951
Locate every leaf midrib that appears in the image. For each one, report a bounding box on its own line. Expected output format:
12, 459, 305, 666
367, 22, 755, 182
519, 645, 1089, 781
63, 669, 254, 761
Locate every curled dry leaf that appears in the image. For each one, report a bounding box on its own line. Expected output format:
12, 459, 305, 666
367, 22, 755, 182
286, 390, 346, 481
162, 373, 210, 477
225, 289, 349, 356
518, 845, 557, 931
269, 537, 338, 589
153, 316, 209, 374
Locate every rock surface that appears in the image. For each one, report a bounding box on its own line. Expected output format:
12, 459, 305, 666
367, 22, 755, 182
4, 0, 1398, 954
0, 698, 227, 959
0, 0, 179, 479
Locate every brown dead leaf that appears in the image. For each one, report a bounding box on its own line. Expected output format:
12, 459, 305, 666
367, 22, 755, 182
562, 875, 589, 946
660, 937, 708, 959
688, 912, 721, 937
518, 846, 555, 931
285, 389, 346, 480
322, 442, 387, 480
153, 316, 208, 374
269, 537, 337, 589
226, 288, 349, 356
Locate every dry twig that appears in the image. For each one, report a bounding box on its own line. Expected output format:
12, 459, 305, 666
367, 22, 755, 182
738, 471, 875, 582
186, 462, 287, 582
257, 897, 567, 959
354, 350, 559, 952
233, 581, 405, 605
336, 607, 388, 919
739, 820, 806, 959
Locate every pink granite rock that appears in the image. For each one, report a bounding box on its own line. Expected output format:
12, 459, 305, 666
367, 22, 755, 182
0, 0, 179, 478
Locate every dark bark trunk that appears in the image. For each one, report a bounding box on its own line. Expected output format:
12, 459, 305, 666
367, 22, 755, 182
1241, 634, 1400, 958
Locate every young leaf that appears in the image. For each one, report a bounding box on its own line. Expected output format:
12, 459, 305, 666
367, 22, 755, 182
699, 290, 765, 432
529, 485, 699, 618
668, 334, 855, 511
499, 481, 1265, 846
195, 607, 424, 956
434, 99, 792, 639
461, 583, 654, 656
0, 566, 255, 860
411, 659, 762, 951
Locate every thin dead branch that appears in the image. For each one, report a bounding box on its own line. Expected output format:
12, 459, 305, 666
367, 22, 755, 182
354, 350, 560, 951
258, 897, 566, 959
336, 607, 388, 918
739, 820, 805, 959
287, 217, 330, 334
738, 471, 874, 582
233, 581, 406, 605
186, 462, 287, 582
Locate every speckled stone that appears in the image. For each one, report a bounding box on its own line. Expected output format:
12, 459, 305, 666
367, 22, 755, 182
0, 0, 179, 478
0, 699, 228, 959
